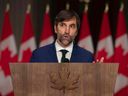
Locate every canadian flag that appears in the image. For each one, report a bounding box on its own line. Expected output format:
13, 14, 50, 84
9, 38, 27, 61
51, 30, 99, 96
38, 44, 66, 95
18, 4, 36, 62
78, 4, 94, 53
39, 4, 54, 47
0, 4, 17, 96
114, 3, 128, 96
95, 4, 114, 62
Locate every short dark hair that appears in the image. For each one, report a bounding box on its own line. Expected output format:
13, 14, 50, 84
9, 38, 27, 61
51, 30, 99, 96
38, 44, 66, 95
54, 10, 80, 29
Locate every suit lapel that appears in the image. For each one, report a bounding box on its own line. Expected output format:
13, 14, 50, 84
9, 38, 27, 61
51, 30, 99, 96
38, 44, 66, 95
70, 45, 78, 62
49, 43, 58, 62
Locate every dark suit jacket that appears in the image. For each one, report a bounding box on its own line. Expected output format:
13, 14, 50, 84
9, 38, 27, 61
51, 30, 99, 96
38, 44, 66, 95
30, 43, 94, 63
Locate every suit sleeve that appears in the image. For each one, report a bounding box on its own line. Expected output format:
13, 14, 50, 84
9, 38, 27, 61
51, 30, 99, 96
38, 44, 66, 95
88, 53, 94, 62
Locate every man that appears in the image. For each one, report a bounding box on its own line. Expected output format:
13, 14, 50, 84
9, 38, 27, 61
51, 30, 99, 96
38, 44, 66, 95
30, 10, 94, 63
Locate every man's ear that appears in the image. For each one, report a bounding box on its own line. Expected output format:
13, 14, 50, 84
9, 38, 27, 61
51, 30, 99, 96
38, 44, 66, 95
54, 25, 57, 33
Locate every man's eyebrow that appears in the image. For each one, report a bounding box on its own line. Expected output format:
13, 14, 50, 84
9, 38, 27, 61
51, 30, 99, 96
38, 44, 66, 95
70, 23, 76, 26
59, 22, 66, 25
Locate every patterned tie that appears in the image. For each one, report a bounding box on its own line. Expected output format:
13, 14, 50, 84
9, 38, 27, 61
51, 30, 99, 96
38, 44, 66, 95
60, 49, 69, 63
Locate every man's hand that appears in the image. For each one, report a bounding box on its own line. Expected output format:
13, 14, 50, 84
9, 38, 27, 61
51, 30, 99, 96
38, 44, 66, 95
93, 57, 104, 63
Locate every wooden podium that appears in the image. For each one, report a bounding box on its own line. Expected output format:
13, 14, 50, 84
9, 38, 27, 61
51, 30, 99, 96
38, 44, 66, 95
10, 63, 118, 96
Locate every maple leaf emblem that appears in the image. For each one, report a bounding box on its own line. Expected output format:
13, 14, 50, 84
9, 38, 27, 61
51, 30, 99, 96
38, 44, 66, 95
115, 46, 124, 62
115, 46, 128, 76
0, 48, 11, 75
49, 66, 80, 94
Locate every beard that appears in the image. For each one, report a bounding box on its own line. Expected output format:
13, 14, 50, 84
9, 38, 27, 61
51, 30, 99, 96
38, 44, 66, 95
57, 34, 74, 47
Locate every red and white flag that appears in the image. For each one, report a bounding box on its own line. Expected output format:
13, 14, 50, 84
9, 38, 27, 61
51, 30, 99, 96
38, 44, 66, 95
0, 4, 17, 96
78, 4, 94, 53
39, 4, 54, 47
114, 4, 128, 96
95, 4, 114, 62
18, 4, 36, 62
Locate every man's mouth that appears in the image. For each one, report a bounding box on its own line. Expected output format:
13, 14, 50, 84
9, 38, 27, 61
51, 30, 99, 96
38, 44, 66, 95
63, 34, 70, 39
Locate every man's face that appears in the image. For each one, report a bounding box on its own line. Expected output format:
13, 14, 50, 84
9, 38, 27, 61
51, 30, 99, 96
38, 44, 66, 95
54, 17, 78, 47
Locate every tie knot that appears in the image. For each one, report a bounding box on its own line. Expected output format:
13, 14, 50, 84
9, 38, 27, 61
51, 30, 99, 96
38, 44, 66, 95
60, 49, 68, 56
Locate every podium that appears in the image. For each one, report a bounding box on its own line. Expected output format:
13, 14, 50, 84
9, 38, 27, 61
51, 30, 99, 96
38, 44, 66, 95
10, 63, 118, 96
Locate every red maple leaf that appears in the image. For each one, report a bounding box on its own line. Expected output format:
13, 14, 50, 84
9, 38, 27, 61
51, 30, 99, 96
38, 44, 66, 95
114, 46, 124, 63
0, 48, 12, 76
21, 48, 32, 62
115, 46, 128, 76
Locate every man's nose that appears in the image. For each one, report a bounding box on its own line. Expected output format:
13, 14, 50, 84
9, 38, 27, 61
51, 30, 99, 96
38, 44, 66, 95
65, 26, 70, 34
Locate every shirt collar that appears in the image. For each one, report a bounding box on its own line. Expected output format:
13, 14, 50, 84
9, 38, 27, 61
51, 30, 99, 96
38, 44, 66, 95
55, 41, 73, 53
